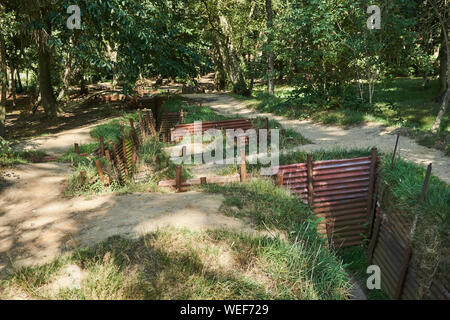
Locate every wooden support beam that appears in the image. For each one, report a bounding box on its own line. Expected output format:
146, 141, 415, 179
276, 172, 284, 187
366, 148, 377, 219
175, 165, 182, 191
390, 134, 400, 170
307, 154, 314, 206
240, 148, 246, 183
99, 136, 105, 156
419, 163, 432, 204
368, 209, 382, 261
395, 245, 412, 300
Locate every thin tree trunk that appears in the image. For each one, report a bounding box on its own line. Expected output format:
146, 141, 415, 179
37, 26, 58, 117
0, 37, 6, 137
430, 0, 449, 132
265, 0, 274, 95
437, 30, 448, 99
58, 47, 72, 101
16, 68, 23, 93
10, 65, 16, 108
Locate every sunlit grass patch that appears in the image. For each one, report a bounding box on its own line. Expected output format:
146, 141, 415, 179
0, 227, 351, 300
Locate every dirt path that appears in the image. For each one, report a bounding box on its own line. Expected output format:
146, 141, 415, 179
13, 119, 114, 156
0, 162, 257, 276
181, 93, 450, 184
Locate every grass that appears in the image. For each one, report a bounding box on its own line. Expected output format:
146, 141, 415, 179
0, 228, 351, 300
230, 78, 449, 153
1, 177, 352, 300
380, 156, 450, 284
0, 138, 47, 167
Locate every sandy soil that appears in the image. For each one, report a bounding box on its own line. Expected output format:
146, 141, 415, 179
181, 93, 450, 184
0, 162, 256, 276
13, 118, 115, 156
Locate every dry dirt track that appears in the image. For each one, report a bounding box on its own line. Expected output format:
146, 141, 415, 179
181, 93, 450, 184
0, 162, 256, 276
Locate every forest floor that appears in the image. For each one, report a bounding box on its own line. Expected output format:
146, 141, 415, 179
181, 93, 450, 185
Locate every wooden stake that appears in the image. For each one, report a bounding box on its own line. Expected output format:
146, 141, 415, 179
74, 143, 80, 155
105, 149, 111, 161
95, 160, 107, 184
366, 148, 378, 219
200, 177, 207, 185
307, 154, 314, 206
390, 134, 400, 170
99, 136, 105, 156
176, 165, 182, 191
419, 163, 432, 204
276, 172, 284, 187
395, 245, 412, 300
240, 148, 246, 183
368, 210, 382, 261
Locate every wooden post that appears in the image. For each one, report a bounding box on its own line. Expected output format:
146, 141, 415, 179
240, 148, 246, 183
132, 147, 137, 168
265, 117, 269, 131
179, 105, 184, 124
99, 136, 105, 156
395, 245, 412, 300
129, 119, 139, 147
175, 165, 182, 191
419, 163, 432, 204
79, 171, 87, 185
276, 172, 284, 187
368, 211, 382, 261
95, 160, 107, 184
74, 143, 80, 155
200, 177, 207, 185
105, 149, 111, 162
138, 110, 146, 138
281, 129, 286, 138
366, 148, 377, 219
390, 134, 400, 170
181, 145, 186, 157
307, 154, 314, 206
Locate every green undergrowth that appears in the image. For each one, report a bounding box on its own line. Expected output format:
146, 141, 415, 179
380, 156, 449, 288
0, 226, 351, 300
1, 137, 47, 167
0, 178, 352, 300
62, 135, 190, 197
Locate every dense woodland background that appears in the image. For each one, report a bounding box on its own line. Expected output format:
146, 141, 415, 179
0, 0, 448, 140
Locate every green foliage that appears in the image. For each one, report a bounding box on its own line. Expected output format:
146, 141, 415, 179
0, 137, 47, 167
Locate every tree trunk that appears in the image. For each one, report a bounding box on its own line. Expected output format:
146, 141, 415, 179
265, 0, 274, 95
432, 86, 449, 132
430, 1, 449, 132
57, 47, 72, 101
437, 30, 448, 100
37, 26, 58, 117
0, 37, 6, 137
16, 68, 23, 93
10, 65, 16, 108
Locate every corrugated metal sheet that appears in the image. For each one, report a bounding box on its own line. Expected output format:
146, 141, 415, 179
277, 156, 376, 247
370, 213, 449, 300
